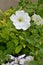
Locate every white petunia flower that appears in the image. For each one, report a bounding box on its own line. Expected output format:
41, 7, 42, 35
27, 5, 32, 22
32, 13, 43, 25
10, 10, 31, 30
5, 55, 34, 65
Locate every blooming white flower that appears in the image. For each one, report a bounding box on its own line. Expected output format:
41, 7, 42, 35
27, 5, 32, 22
32, 13, 43, 25
10, 10, 31, 30
6, 54, 25, 65
6, 55, 34, 65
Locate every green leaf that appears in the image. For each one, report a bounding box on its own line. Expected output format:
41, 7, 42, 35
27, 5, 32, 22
37, 5, 43, 17
29, 61, 40, 65
38, 0, 43, 4
20, 40, 26, 48
15, 45, 22, 54
10, 33, 19, 46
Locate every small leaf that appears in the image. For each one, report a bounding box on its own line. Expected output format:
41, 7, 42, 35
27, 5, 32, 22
15, 45, 22, 54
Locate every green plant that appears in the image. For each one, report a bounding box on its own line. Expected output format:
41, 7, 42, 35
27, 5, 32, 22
0, 0, 43, 65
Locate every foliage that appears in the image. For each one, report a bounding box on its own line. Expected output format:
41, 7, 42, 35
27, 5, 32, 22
38, 0, 43, 4
0, 0, 43, 65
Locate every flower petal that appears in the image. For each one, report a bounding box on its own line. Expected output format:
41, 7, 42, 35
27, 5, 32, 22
22, 22, 30, 30
32, 13, 43, 25
19, 58, 25, 65
25, 56, 34, 62
6, 62, 10, 65
9, 55, 15, 60
16, 10, 24, 17
36, 19, 43, 25
15, 24, 22, 30
32, 13, 42, 21
18, 54, 25, 59
10, 14, 17, 22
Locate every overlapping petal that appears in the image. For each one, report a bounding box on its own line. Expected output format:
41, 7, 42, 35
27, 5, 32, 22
32, 13, 43, 25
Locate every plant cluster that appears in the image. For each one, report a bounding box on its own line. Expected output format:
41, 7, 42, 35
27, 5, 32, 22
0, 0, 43, 65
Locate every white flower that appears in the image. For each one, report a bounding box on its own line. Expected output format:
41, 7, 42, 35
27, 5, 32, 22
6, 55, 34, 65
10, 10, 31, 30
32, 13, 43, 25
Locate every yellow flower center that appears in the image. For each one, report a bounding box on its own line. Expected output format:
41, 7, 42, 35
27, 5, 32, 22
36, 19, 40, 22
18, 18, 23, 22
